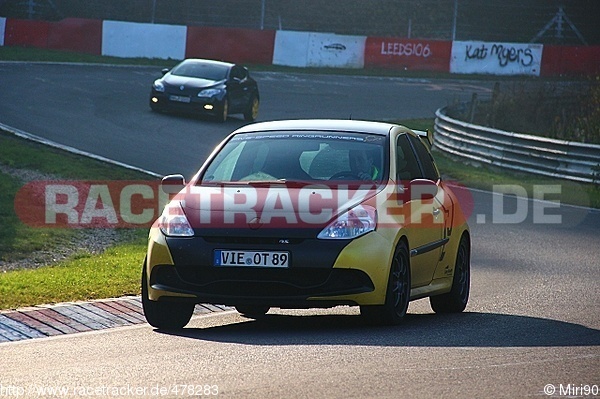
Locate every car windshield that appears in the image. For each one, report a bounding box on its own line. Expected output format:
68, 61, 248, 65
200, 131, 386, 184
171, 61, 229, 81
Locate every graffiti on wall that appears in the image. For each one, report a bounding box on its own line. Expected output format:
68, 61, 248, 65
380, 41, 432, 58
451, 41, 543, 76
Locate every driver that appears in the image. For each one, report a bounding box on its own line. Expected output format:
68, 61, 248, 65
349, 150, 379, 181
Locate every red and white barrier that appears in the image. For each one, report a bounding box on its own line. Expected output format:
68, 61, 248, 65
2, 18, 102, 55
0, 17, 598, 78
450, 41, 543, 76
540, 45, 600, 77
186, 26, 275, 65
102, 20, 186, 59
273, 31, 366, 68
365, 38, 451, 72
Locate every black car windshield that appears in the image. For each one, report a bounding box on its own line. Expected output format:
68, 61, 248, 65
171, 61, 229, 81
201, 131, 386, 184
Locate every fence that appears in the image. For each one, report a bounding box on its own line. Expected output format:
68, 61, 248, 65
434, 106, 600, 184
1, 0, 599, 45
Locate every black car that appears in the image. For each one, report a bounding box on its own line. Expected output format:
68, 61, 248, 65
149, 58, 260, 122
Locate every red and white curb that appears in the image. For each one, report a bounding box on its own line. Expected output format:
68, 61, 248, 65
0, 297, 230, 343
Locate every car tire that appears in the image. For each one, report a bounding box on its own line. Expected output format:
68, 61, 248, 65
360, 241, 411, 325
243, 95, 259, 122
430, 234, 470, 313
216, 98, 229, 122
235, 305, 270, 319
141, 261, 195, 330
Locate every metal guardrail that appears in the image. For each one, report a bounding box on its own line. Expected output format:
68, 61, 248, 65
434, 107, 600, 184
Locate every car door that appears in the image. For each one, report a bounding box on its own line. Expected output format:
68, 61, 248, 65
397, 134, 446, 287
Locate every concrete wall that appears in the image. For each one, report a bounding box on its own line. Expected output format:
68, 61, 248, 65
450, 41, 544, 76
273, 31, 365, 68
102, 20, 186, 59
1, 17, 598, 77
365, 38, 452, 72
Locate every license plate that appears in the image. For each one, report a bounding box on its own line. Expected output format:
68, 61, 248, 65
169, 95, 191, 103
214, 250, 289, 268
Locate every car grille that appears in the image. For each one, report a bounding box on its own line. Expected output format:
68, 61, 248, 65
151, 265, 374, 299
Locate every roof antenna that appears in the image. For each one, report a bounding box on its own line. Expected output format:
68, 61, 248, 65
349, 114, 353, 120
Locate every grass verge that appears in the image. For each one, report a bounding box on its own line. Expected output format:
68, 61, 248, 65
0, 241, 145, 310
0, 131, 150, 309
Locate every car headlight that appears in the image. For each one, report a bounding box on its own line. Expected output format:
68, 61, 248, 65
197, 88, 223, 98
159, 201, 194, 237
153, 80, 165, 93
317, 205, 377, 239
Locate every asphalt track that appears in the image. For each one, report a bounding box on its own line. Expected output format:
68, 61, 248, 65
0, 62, 598, 398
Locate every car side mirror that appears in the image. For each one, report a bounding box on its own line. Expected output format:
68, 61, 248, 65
395, 179, 438, 203
161, 174, 185, 193
409, 179, 438, 201
161, 68, 169, 76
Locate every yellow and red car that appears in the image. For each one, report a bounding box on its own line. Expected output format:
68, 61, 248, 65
142, 119, 470, 328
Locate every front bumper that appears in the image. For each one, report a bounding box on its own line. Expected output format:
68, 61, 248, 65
149, 91, 223, 115
145, 228, 394, 307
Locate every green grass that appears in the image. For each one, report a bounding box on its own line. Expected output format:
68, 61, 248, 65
0, 132, 150, 260
0, 130, 152, 309
0, 240, 146, 309
0, 46, 180, 68
0, 133, 149, 180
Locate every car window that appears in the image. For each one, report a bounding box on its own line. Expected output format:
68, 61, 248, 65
171, 61, 229, 81
396, 135, 422, 181
407, 134, 440, 181
230, 66, 247, 81
201, 132, 386, 183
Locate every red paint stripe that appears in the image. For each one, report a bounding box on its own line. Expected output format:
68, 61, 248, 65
102, 301, 146, 322
36, 308, 93, 332
94, 302, 142, 324
6, 312, 63, 336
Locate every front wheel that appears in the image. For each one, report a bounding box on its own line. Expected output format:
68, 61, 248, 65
361, 241, 411, 325
430, 234, 470, 313
243, 95, 259, 121
216, 98, 229, 122
141, 262, 194, 330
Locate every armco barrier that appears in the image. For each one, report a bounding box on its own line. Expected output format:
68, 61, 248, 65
434, 107, 600, 184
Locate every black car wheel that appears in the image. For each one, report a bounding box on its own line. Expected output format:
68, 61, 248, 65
141, 261, 194, 330
430, 234, 470, 313
235, 305, 270, 319
361, 241, 411, 325
243, 95, 260, 122
216, 98, 229, 122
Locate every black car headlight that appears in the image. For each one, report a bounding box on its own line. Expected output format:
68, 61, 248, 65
197, 88, 223, 98
153, 80, 165, 93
